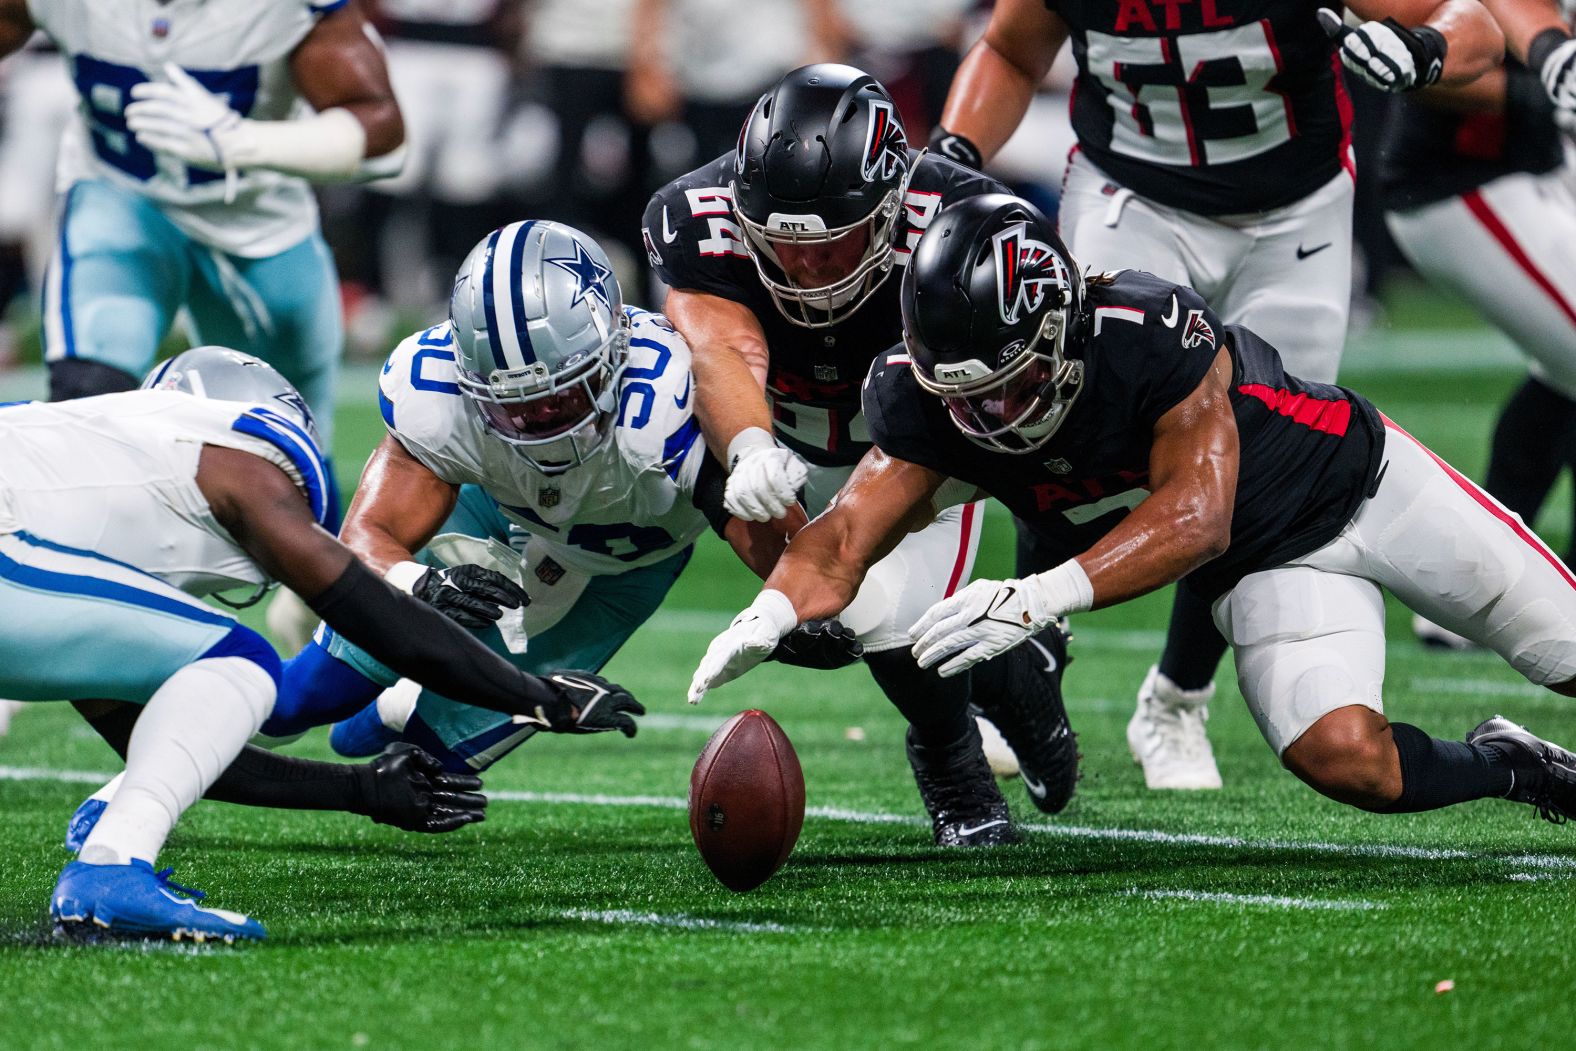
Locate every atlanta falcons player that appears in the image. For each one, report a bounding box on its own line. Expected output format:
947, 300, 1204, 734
645, 64, 1078, 846
1381, 0, 1576, 650
693, 194, 1576, 829
928, 0, 1504, 791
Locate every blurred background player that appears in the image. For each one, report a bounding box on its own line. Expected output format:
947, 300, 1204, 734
647, 64, 1079, 845
927, 0, 1504, 789
0, 348, 633, 941
1380, 0, 1576, 649
267, 221, 821, 772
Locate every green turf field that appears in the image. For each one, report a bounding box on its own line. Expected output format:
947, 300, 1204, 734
2, 364, 1575, 1050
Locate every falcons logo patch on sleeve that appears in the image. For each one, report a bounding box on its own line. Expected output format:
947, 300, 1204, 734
992, 222, 1071, 325
860, 99, 908, 182
1182, 308, 1216, 350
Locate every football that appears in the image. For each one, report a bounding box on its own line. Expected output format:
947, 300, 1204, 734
688, 709, 806, 892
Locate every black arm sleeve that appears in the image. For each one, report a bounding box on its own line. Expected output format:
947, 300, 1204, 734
307, 557, 559, 719
690, 450, 732, 537
82, 703, 372, 814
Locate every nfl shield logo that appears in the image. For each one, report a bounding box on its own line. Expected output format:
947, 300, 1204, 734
539, 486, 560, 508
1043, 457, 1072, 475
814, 364, 838, 382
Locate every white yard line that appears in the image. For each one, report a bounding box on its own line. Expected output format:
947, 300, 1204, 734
559, 908, 800, 933
1405, 677, 1548, 701
7, 766, 1574, 871
1129, 889, 1385, 911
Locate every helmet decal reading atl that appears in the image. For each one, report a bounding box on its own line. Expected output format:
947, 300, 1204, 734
992, 222, 1066, 325
546, 240, 615, 313
860, 99, 907, 182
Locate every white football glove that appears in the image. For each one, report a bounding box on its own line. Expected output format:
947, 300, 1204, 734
1537, 36, 1576, 132
688, 590, 799, 704
724, 427, 809, 522
1318, 9, 1445, 93
124, 64, 250, 197
910, 563, 1092, 678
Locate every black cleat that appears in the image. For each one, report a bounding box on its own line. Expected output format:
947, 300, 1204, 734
1467, 715, 1576, 824
970, 621, 1080, 814
906, 725, 1021, 847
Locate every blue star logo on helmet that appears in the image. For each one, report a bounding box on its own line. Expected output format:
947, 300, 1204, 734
546, 241, 615, 314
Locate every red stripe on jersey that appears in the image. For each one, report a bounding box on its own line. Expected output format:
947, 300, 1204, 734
1462, 189, 1576, 329
1383, 416, 1576, 593
1331, 52, 1356, 180
1260, 19, 1297, 139
1237, 384, 1352, 436
945, 501, 980, 597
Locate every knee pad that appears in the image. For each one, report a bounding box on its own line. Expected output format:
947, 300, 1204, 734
48, 358, 139, 401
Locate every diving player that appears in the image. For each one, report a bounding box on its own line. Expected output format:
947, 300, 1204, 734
0, 0, 402, 438
1, 347, 641, 942
927, 0, 1506, 790
645, 64, 1080, 846
693, 194, 1576, 828
261, 221, 825, 772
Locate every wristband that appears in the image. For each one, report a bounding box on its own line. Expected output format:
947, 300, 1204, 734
726, 427, 777, 472
230, 106, 369, 181
738, 588, 800, 639
1409, 24, 1448, 89
1024, 560, 1094, 621
1528, 26, 1571, 76
928, 127, 984, 171
384, 561, 427, 595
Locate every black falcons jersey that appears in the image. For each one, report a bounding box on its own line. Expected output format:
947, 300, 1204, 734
643, 151, 1003, 468
864, 270, 1385, 600
1378, 60, 1562, 211
1052, 0, 1351, 214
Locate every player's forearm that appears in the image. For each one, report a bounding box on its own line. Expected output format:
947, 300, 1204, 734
1481, 0, 1568, 64
939, 39, 1040, 164
0, 0, 34, 59
1420, 0, 1506, 84
692, 345, 774, 463
1072, 487, 1231, 609
339, 516, 420, 577
1416, 65, 1509, 112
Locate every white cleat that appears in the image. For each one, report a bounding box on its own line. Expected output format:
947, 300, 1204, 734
264, 588, 319, 654
1127, 665, 1223, 790
975, 713, 1021, 779
1411, 613, 1479, 652
0, 699, 22, 737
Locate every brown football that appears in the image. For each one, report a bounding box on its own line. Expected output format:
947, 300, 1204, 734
689, 709, 805, 892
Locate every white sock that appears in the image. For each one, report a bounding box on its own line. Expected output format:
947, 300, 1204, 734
79, 656, 275, 867
0, 698, 24, 736
86, 771, 126, 805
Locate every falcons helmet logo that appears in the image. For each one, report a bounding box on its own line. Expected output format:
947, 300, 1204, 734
860, 99, 907, 182
992, 222, 1070, 326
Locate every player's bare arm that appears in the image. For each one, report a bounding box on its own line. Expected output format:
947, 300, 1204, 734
1479, 0, 1576, 124
1328, 0, 1504, 92
1478, 0, 1568, 62
290, 3, 405, 157
0, 0, 33, 59
935, 0, 1069, 165
665, 288, 774, 461
196, 446, 639, 735
1073, 347, 1238, 608
339, 436, 461, 575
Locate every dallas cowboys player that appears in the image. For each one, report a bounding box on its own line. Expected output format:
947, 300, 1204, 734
263, 221, 812, 771
0, 347, 640, 943
694, 194, 1576, 829
0, 0, 402, 438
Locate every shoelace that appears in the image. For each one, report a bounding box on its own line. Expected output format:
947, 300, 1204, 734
1146, 703, 1211, 762
154, 868, 207, 901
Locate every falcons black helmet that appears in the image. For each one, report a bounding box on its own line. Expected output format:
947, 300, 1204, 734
901, 194, 1088, 454
731, 63, 912, 328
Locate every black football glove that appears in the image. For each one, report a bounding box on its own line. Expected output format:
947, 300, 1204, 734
769, 618, 864, 670
1318, 8, 1445, 92
518, 672, 646, 738
928, 126, 984, 171
352, 743, 488, 833
413, 563, 528, 630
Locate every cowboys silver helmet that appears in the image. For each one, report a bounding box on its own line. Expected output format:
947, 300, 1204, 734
449, 220, 629, 473
142, 346, 323, 451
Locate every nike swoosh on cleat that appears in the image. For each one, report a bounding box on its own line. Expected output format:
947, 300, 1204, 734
1161, 294, 1178, 328
956, 819, 1008, 837
661, 207, 678, 244
1296, 242, 1332, 260
1021, 773, 1048, 799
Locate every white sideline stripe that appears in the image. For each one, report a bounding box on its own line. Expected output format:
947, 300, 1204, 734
8, 767, 1575, 872
639, 713, 729, 733
560, 909, 798, 933
1131, 889, 1385, 911
1407, 677, 1547, 700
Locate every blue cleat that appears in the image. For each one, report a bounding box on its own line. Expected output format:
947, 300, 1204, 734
330, 701, 400, 758
64, 797, 107, 853
50, 859, 266, 943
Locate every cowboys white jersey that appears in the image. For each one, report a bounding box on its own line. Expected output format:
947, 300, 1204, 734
31, 0, 345, 256
0, 391, 332, 595
379, 308, 709, 577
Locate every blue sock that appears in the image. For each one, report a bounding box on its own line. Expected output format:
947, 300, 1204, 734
262, 636, 384, 737
329, 703, 400, 758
